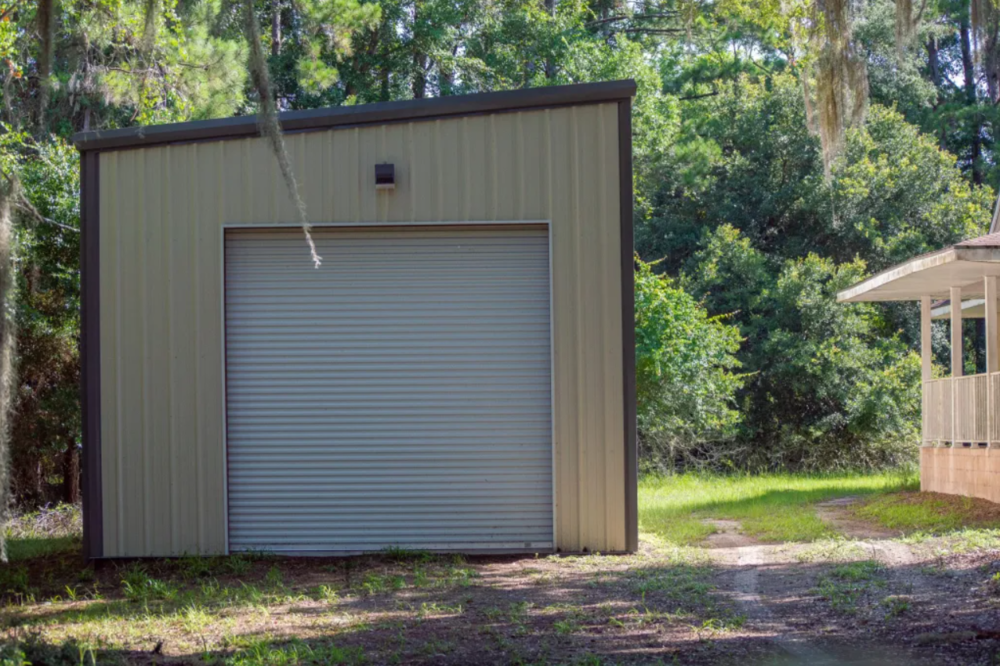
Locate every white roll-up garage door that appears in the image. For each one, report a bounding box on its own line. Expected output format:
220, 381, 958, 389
224, 226, 553, 553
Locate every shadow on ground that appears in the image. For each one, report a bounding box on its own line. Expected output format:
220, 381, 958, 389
4, 537, 1000, 665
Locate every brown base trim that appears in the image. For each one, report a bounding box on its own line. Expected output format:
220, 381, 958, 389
618, 99, 637, 553
81, 151, 102, 560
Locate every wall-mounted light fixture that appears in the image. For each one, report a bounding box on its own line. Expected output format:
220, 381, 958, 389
375, 163, 395, 191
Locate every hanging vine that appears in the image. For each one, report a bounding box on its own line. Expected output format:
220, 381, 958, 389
243, 0, 321, 268
809, 0, 868, 176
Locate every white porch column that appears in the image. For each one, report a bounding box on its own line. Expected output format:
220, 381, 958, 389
987, 277, 998, 446
951, 286, 963, 378
986, 277, 998, 374
921, 296, 932, 446
921, 296, 932, 381
952, 286, 962, 445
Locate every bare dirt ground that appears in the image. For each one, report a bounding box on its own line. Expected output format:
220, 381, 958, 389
5, 501, 1000, 665
702, 499, 1000, 666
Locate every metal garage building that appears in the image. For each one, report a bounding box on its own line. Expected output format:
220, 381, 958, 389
75, 80, 637, 558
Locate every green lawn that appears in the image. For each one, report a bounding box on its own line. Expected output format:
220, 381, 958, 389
855, 490, 1000, 539
639, 471, 920, 544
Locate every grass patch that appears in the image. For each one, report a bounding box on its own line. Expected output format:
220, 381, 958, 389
215, 638, 365, 666
854, 491, 1000, 533
5, 535, 79, 562
639, 471, 917, 545
814, 560, 886, 615
4, 504, 82, 562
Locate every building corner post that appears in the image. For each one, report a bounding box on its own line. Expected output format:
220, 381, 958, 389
80, 150, 103, 560
618, 97, 637, 553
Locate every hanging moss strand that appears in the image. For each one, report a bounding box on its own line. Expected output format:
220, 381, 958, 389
243, 0, 321, 268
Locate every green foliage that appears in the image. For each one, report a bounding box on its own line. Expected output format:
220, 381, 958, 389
832, 104, 992, 271
634, 257, 743, 470
0, 131, 81, 506
758, 253, 922, 469
638, 73, 990, 470
641, 74, 992, 273
685, 226, 924, 469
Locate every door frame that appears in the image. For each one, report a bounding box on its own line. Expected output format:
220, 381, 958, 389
220, 220, 555, 555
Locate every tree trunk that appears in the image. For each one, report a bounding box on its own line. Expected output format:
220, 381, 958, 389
986, 26, 1000, 103
380, 67, 390, 101
271, 0, 282, 57
62, 437, 79, 504
413, 52, 427, 99
926, 36, 940, 88
961, 14, 983, 184
412, 0, 426, 99
438, 50, 454, 97
544, 0, 556, 79
927, 36, 948, 148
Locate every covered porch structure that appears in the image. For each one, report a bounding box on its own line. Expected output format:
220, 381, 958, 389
838, 233, 1000, 502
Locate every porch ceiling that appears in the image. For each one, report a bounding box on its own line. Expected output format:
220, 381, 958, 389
837, 246, 1000, 303
930, 298, 989, 320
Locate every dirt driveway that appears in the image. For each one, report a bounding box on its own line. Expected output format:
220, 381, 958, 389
5, 499, 1000, 665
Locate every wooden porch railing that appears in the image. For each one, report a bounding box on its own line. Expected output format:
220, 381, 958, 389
923, 377, 953, 443
923, 372, 1000, 445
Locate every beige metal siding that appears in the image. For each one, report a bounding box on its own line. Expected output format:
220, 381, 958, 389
98, 102, 624, 556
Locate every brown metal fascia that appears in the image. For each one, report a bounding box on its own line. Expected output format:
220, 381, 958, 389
73, 80, 638, 153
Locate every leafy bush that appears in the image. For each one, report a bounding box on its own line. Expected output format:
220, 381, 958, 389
634, 73, 984, 471
684, 227, 922, 470
635, 258, 744, 470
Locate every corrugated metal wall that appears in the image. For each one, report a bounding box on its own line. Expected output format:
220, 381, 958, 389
98, 102, 625, 556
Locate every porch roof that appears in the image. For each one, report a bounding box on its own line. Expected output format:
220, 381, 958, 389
837, 232, 1000, 303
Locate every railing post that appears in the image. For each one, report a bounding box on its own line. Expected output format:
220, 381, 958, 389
952, 286, 963, 446
922, 296, 932, 445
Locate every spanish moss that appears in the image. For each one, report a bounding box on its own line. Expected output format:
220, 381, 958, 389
813, 0, 868, 177
895, 0, 913, 49
971, 0, 1000, 101
243, 0, 321, 268
895, 0, 928, 54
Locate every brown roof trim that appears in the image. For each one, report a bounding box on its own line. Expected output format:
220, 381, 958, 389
73, 80, 637, 153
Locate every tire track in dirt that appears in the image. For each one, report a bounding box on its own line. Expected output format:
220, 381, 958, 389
732, 544, 841, 665
707, 509, 931, 665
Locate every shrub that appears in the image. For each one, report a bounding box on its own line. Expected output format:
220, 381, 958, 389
635, 257, 744, 470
